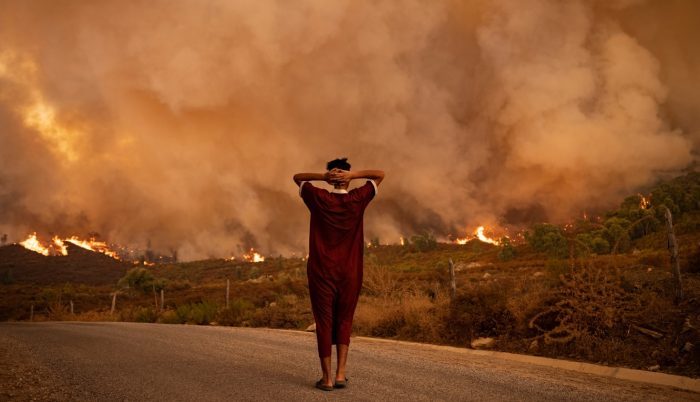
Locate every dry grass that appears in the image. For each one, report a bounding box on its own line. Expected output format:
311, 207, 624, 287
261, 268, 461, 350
354, 292, 447, 343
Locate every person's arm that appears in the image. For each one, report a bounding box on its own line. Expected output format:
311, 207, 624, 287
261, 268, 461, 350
293, 172, 332, 187
331, 169, 385, 186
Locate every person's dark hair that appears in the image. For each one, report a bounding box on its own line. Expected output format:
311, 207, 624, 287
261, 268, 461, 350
326, 157, 351, 171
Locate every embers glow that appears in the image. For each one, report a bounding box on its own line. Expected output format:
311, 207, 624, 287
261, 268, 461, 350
638, 193, 650, 209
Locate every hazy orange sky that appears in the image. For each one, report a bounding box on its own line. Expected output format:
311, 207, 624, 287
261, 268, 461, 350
0, 0, 697, 259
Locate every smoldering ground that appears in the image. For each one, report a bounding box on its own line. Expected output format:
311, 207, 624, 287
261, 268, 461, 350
0, 0, 697, 260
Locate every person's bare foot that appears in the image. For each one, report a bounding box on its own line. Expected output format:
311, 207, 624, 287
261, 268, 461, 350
315, 379, 333, 391
334, 376, 348, 389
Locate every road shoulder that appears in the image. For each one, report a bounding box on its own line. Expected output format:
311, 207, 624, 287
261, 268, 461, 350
0, 330, 90, 401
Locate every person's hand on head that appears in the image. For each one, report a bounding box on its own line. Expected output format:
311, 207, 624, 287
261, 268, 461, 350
330, 169, 352, 186
323, 171, 336, 185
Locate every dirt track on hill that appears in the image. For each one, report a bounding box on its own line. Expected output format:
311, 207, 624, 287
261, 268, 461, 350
0, 322, 697, 401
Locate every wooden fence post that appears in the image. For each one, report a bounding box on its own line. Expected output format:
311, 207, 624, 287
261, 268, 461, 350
152, 284, 159, 311
30, 304, 34, 321
663, 206, 683, 301
448, 259, 456, 299
110, 292, 117, 316
226, 279, 230, 309
160, 289, 164, 312
70, 300, 74, 315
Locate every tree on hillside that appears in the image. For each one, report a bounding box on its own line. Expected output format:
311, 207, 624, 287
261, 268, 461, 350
410, 231, 437, 252
118, 268, 166, 293
525, 224, 568, 258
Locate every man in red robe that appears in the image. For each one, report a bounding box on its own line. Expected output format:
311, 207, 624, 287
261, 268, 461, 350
293, 158, 384, 391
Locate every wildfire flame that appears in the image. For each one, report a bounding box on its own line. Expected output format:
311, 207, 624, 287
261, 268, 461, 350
638, 193, 650, 209
17, 233, 120, 259
243, 248, 265, 263
475, 226, 500, 245
19, 233, 50, 256
52, 237, 68, 256
64, 236, 119, 259
456, 226, 501, 246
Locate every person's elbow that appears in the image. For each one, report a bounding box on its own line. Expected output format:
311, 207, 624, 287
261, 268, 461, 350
375, 170, 385, 185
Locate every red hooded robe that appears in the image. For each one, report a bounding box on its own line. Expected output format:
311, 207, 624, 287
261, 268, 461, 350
300, 180, 377, 358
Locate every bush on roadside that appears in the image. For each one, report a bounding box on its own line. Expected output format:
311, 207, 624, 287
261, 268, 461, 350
159, 310, 183, 324
446, 281, 516, 346
367, 295, 444, 342
134, 306, 157, 323
176, 301, 218, 325
247, 299, 312, 329
217, 298, 255, 326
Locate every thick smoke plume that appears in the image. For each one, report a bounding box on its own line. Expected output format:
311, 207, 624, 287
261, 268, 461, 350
0, 0, 696, 259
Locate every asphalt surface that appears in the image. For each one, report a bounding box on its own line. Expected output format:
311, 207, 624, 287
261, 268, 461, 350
0, 322, 697, 401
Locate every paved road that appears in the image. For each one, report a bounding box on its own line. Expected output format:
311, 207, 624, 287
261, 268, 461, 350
0, 322, 696, 401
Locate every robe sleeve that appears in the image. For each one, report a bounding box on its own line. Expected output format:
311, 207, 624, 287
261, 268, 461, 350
300, 182, 319, 210
352, 180, 376, 208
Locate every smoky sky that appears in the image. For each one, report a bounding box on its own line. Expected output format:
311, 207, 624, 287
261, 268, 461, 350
0, 0, 697, 260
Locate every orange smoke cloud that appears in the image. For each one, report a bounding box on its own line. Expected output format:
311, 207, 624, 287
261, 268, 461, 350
0, 0, 696, 259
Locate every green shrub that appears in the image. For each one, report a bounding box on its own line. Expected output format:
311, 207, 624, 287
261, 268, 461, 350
410, 232, 437, 252
248, 267, 261, 279
497, 237, 516, 261
526, 224, 568, 258
217, 298, 255, 326
159, 310, 184, 324
117, 268, 166, 293
176, 301, 218, 325
603, 217, 631, 253
134, 307, 157, 323
576, 233, 610, 255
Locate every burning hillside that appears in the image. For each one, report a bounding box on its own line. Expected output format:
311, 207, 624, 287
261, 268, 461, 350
19, 233, 120, 259
12, 232, 267, 264
0, 243, 127, 285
